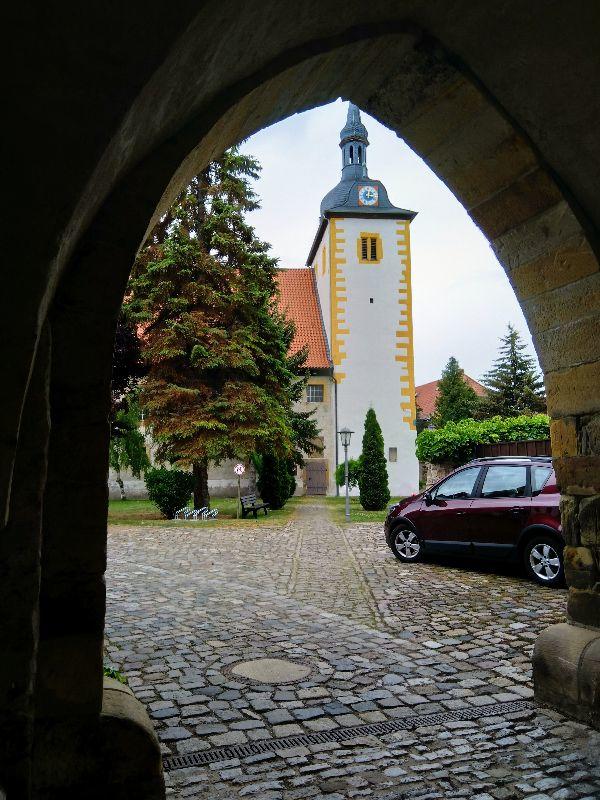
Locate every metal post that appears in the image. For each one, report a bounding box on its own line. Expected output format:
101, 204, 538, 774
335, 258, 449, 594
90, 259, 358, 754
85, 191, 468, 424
344, 442, 350, 521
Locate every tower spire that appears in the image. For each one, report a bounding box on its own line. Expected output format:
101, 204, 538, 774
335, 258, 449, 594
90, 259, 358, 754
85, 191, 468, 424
339, 103, 369, 179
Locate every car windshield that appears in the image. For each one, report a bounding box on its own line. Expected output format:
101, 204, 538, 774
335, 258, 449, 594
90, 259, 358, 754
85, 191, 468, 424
480, 465, 527, 498
434, 467, 480, 500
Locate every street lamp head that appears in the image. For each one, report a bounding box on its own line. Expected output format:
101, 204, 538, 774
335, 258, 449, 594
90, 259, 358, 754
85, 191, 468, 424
339, 427, 354, 448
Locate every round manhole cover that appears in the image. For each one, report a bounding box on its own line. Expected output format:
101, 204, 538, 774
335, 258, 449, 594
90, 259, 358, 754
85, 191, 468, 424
230, 658, 311, 684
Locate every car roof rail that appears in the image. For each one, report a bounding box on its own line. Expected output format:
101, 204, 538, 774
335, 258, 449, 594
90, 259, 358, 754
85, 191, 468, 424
468, 455, 553, 463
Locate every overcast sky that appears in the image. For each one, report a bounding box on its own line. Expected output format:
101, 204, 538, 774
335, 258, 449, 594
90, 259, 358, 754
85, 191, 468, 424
239, 99, 540, 387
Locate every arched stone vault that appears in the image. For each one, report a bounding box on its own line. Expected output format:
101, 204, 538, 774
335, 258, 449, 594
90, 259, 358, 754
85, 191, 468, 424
2, 2, 599, 797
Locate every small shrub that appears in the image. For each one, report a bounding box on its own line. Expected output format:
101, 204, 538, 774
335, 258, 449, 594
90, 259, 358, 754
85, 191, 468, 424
144, 467, 195, 518
257, 452, 289, 510
415, 414, 550, 466
358, 409, 390, 511
334, 458, 362, 489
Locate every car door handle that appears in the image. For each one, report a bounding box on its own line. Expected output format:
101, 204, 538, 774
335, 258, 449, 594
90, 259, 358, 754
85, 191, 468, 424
508, 508, 523, 514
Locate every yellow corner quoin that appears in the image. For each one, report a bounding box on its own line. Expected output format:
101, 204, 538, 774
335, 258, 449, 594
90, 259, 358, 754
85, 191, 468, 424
396, 222, 416, 430
329, 219, 348, 382
357, 232, 383, 263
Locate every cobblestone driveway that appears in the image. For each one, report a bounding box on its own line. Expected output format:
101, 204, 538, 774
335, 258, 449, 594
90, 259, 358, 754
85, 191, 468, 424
106, 500, 600, 799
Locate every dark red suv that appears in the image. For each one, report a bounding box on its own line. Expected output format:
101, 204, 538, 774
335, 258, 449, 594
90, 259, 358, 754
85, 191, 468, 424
384, 457, 563, 586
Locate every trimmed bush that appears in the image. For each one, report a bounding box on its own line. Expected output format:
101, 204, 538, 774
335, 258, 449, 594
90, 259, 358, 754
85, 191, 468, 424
334, 458, 362, 489
144, 467, 195, 518
415, 414, 550, 466
358, 409, 390, 511
256, 452, 289, 510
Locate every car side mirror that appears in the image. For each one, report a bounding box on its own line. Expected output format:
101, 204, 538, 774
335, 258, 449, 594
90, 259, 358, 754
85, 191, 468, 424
424, 491, 433, 506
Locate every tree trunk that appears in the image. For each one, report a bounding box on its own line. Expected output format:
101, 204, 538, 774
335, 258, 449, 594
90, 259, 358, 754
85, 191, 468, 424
193, 459, 210, 509
116, 473, 126, 500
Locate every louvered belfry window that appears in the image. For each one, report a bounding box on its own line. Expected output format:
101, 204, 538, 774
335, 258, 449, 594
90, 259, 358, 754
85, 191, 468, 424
359, 235, 380, 262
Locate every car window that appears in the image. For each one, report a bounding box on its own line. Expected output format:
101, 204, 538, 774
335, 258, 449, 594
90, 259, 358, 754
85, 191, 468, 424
480, 466, 527, 499
433, 467, 480, 500
532, 465, 553, 494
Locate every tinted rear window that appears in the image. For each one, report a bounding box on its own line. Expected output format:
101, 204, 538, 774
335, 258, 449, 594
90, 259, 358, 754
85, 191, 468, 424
480, 466, 527, 499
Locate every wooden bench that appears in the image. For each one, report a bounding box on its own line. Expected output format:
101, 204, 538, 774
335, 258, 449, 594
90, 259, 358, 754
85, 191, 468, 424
240, 494, 269, 519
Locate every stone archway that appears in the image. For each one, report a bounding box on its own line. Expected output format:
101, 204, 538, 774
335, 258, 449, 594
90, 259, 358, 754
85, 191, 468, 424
2, 3, 599, 797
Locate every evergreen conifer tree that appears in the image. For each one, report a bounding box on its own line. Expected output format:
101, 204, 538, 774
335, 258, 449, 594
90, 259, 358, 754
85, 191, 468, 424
481, 324, 546, 417
432, 356, 479, 427
125, 147, 318, 508
358, 408, 390, 511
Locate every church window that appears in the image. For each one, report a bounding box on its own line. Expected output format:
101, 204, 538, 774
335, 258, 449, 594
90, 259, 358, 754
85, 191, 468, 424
349, 145, 354, 164
389, 447, 398, 462
307, 384, 324, 403
358, 145, 362, 163
357, 233, 382, 263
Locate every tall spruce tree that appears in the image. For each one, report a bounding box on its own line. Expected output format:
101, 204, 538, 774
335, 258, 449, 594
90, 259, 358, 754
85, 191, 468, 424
432, 356, 479, 427
481, 324, 546, 416
125, 147, 318, 508
358, 408, 390, 511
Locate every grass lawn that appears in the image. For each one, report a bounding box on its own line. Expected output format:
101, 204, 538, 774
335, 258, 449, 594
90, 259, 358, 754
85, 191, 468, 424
108, 496, 302, 527
324, 495, 404, 524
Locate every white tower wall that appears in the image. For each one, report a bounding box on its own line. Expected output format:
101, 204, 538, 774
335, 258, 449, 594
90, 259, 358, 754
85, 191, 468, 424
314, 215, 418, 497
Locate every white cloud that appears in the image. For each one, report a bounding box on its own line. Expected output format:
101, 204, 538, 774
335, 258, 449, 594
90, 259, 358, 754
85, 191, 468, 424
240, 100, 540, 386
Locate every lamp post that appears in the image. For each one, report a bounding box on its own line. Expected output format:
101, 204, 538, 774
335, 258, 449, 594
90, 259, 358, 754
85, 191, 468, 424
339, 427, 354, 521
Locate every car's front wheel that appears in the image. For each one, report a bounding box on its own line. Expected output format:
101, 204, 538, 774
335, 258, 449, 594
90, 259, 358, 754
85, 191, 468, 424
390, 526, 422, 563
523, 535, 564, 587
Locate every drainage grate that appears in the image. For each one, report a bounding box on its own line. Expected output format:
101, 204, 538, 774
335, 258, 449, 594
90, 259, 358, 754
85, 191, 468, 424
163, 699, 532, 772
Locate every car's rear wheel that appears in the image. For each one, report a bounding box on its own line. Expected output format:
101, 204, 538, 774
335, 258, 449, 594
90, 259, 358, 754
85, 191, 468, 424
523, 535, 564, 587
390, 526, 422, 563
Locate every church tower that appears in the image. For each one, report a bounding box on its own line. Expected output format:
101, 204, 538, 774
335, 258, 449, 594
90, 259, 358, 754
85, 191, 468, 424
307, 103, 419, 496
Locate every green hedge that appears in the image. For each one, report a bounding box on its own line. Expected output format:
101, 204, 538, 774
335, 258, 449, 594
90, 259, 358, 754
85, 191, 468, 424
415, 414, 550, 466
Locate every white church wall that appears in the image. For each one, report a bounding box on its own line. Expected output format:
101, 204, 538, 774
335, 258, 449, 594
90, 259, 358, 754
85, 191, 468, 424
313, 239, 331, 344
326, 215, 419, 497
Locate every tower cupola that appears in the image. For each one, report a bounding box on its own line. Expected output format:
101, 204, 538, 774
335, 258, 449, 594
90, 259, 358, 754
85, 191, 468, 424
340, 103, 369, 179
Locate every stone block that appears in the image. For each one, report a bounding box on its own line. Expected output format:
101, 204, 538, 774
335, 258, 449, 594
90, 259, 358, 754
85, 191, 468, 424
546, 362, 600, 417
554, 456, 600, 495
564, 546, 598, 590
522, 272, 600, 332
579, 495, 600, 548
473, 167, 562, 240
581, 414, 600, 456
559, 495, 580, 545
533, 622, 600, 729
536, 313, 600, 374
33, 679, 165, 799
100, 678, 165, 798
551, 417, 578, 459
567, 587, 600, 628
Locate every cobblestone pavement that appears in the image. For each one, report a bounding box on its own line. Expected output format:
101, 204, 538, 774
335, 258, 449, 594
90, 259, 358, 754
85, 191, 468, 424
106, 500, 600, 799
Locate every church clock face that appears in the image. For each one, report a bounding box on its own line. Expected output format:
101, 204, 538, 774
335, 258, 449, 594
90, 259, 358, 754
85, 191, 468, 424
358, 185, 379, 206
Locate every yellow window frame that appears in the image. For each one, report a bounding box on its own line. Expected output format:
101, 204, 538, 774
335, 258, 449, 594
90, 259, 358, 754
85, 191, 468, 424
357, 232, 383, 263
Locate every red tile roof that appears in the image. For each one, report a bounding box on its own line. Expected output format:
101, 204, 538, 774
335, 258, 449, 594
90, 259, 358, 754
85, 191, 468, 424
416, 375, 487, 418
276, 268, 331, 370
